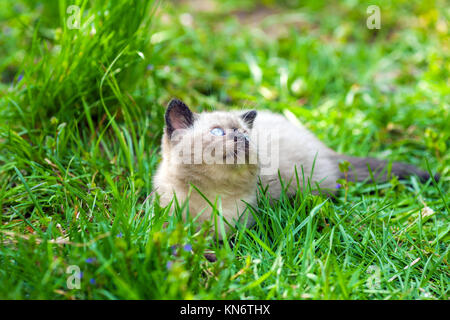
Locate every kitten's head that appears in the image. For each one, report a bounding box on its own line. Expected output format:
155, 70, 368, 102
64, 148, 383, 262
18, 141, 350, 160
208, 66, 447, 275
162, 98, 258, 177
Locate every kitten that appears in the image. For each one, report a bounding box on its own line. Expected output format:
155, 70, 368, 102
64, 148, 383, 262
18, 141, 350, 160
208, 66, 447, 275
153, 98, 436, 238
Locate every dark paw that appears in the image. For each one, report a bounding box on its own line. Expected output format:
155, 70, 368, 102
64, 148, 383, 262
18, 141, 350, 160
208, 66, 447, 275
204, 253, 217, 262
433, 173, 441, 182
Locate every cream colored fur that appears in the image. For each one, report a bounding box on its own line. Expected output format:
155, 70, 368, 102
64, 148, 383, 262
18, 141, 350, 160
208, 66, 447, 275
153, 101, 340, 238
255, 110, 339, 197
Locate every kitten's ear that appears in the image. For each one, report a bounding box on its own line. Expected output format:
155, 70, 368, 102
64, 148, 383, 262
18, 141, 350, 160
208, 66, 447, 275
241, 110, 257, 129
165, 98, 195, 137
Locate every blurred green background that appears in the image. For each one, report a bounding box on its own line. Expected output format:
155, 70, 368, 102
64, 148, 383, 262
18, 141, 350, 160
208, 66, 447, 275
0, 0, 448, 299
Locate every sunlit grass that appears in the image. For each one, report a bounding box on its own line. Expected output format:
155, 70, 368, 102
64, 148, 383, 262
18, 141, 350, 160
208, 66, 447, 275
0, 0, 448, 299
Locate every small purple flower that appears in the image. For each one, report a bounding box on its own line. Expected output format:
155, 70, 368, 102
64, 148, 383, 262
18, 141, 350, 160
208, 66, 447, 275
166, 261, 173, 270
171, 245, 178, 256
146, 64, 154, 71
85, 257, 96, 264
335, 183, 342, 189
17, 74, 24, 82
79, 272, 84, 279
183, 244, 192, 252
89, 278, 96, 285
117, 232, 123, 238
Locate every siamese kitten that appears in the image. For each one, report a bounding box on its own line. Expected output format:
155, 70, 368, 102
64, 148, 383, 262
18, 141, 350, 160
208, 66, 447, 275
153, 98, 436, 238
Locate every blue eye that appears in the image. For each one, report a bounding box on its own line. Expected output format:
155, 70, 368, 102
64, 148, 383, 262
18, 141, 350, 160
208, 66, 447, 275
210, 127, 225, 136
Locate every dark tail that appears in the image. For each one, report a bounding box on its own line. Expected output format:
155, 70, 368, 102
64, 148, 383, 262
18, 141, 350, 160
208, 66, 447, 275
337, 155, 440, 183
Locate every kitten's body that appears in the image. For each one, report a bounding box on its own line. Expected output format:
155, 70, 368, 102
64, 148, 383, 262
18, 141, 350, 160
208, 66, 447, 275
254, 110, 339, 198
154, 99, 434, 237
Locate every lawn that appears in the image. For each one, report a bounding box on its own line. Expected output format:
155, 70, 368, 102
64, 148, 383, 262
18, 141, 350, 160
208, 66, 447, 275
0, 0, 448, 299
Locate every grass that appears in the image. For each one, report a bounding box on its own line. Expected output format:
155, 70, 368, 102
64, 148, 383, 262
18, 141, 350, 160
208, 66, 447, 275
0, 0, 448, 299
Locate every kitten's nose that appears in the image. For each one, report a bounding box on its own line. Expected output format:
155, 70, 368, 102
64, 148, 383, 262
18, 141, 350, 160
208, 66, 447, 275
231, 131, 247, 142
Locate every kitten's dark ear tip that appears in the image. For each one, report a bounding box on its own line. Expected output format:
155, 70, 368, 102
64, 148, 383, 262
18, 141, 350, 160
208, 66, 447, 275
167, 98, 187, 111
241, 110, 257, 128
165, 98, 194, 137
246, 110, 257, 118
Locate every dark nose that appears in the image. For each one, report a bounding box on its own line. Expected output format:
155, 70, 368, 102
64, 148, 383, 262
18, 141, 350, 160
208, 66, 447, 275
231, 132, 250, 150
231, 131, 247, 142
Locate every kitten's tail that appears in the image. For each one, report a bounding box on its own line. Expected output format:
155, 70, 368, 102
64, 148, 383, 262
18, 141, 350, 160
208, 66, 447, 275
335, 155, 440, 183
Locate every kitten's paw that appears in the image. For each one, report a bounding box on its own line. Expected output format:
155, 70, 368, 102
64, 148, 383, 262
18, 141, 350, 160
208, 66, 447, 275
204, 252, 217, 262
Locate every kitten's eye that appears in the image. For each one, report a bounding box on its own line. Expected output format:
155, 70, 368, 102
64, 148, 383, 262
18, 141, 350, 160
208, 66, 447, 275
210, 127, 225, 136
